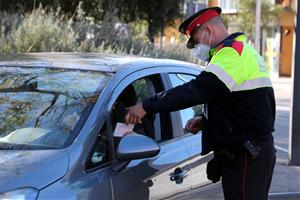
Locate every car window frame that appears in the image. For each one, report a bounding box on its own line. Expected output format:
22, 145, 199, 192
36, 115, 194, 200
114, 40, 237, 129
79, 67, 164, 173
104, 67, 171, 155
82, 65, 202, 172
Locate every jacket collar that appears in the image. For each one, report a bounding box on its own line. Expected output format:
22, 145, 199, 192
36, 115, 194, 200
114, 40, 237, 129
209, 32, 245, 58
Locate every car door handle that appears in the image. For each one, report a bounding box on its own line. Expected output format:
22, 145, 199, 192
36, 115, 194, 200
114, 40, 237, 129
170, 167, 189, 184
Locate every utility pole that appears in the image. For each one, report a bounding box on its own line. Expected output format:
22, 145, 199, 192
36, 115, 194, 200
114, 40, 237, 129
33, 0, 36, 11
289, 0, 300, 166
255, 0, 261, 52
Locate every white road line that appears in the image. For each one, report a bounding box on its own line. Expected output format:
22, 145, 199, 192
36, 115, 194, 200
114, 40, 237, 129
275, 145, 289, 153
276, 106, 290, 111
269, 191, 300, 197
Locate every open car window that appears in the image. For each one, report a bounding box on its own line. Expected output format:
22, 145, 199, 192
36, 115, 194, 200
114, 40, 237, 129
111, 77, 157, 141
0, 66, 112, 150
110, 74, 173, 144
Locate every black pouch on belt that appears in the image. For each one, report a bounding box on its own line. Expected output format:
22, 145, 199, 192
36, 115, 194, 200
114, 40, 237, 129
206, 155, 221, 183
243, 140, 261, 159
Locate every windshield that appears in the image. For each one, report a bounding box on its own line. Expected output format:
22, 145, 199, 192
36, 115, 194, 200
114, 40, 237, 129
0, 66, 111, 150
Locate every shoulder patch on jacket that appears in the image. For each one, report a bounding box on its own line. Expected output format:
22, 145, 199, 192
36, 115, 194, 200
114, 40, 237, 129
216, 41, 244, 56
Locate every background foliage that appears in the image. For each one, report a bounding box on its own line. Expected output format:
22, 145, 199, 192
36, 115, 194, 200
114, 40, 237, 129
0, 1, 195, 62
237, 0, 281, 42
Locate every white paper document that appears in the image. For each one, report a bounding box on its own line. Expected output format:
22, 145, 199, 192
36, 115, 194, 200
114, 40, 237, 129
113, 122, 135, 137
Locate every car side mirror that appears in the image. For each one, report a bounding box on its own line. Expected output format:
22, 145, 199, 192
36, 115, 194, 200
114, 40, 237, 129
116, 133, 160, 162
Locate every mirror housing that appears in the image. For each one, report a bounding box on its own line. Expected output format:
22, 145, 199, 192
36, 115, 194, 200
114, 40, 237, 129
116, 133, 160, 161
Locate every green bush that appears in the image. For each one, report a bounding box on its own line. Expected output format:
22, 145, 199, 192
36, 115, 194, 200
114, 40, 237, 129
12, 9, 79, 52
142, 44, 195, 62
0, 6, 81, 54
0, 4, 195, 63
0, 12, 21, 54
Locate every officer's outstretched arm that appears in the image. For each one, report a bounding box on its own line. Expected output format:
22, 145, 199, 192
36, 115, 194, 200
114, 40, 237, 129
142, 71, 230, 114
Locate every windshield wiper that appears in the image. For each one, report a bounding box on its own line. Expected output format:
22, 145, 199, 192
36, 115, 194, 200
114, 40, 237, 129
0, 142, 60, 150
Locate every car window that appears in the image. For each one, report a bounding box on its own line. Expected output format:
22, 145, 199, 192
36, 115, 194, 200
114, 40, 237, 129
0, 66, 112, 150
168, 73, 204, 132
110, 74, 172, 145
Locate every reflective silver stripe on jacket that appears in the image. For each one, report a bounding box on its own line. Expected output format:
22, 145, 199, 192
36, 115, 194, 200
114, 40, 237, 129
231, 77, 272, 91
205, 63, 273, 92
205, 63, 236, 91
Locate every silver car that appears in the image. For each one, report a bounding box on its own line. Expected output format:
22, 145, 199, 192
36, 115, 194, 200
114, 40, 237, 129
0, 53, 213, 200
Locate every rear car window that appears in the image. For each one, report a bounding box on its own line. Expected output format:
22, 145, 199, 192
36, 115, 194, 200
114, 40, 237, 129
168, 73, 204, 132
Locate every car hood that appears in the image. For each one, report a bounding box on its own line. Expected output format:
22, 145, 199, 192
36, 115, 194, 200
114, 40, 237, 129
0, 149, 69, 193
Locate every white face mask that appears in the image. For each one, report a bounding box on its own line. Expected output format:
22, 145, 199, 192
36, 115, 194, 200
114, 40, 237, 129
193, 29, 212, 62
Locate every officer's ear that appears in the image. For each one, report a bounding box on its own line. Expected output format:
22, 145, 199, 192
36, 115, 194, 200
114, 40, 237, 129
204, 24, 216, 46
205, 24, 214, 36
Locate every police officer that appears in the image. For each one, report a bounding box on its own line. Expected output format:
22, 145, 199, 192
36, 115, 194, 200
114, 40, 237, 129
124, 7, 276, 200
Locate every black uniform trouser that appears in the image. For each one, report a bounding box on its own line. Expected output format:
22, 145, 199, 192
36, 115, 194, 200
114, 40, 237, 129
220, 140, 276, 200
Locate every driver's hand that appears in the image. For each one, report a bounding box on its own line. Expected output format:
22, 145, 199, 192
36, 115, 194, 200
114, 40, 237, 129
124, 103, 147, 125
185, 116, 203, 134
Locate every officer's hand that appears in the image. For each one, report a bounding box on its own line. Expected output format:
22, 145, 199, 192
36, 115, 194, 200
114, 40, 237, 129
124, 103, 147, 125
185, 116, 203, 134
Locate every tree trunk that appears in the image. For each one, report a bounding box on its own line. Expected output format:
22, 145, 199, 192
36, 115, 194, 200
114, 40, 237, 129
148, 20, 156, 45
160, 24, 164, 50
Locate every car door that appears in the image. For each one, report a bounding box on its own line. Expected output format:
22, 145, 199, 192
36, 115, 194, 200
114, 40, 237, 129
165, 70, 214, 194
107, 69, 193, 199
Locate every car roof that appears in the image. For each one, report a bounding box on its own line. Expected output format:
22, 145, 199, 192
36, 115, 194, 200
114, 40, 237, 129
0, 52, 201, 73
